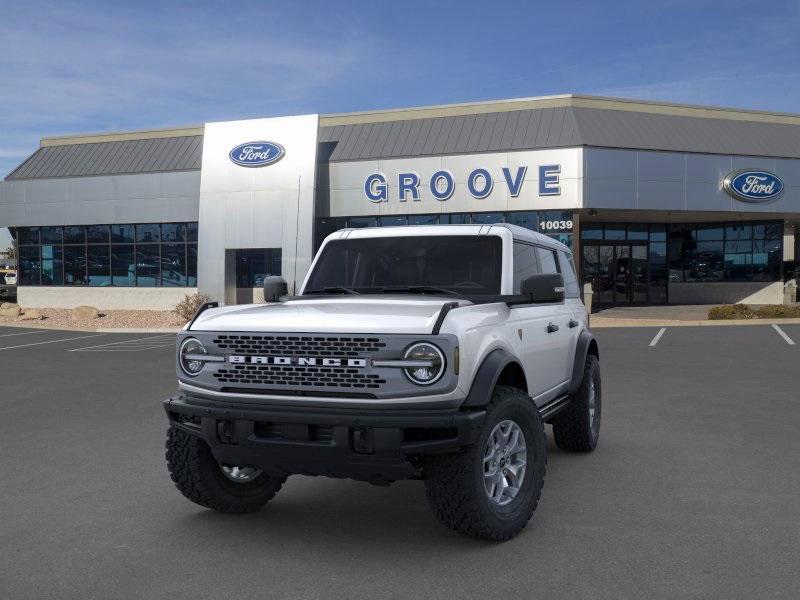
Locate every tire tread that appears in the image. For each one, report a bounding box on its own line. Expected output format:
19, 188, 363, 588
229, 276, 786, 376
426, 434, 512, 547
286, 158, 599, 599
424, 386, 546, 541
552, 355, 600, 452
166, 426, 285, 513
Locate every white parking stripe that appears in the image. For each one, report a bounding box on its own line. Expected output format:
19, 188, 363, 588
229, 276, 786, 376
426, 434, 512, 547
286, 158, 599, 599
649, 328, 667, 347
68, 334, 175, 352
771, 324, 796, 346
85, 344, 176, 352
0, 330, 49, 339
76, 342, 176, 352
0, 333, 105, 351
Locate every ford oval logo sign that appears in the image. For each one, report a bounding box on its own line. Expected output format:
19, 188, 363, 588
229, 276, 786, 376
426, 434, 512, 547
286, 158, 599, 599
229, 141, 285, 167
723, 169, 784, 203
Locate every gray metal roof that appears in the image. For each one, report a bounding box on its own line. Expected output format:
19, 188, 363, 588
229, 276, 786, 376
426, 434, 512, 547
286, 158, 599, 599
571, 107, 800, 158
320, 106, 800, 161
8, 94, 800, 181
318, 107, 583, 161
6, 135, 203, 180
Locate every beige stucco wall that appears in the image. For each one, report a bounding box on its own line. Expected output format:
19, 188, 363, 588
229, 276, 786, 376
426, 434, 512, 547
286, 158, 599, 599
17, 287, 197, 310
668, 282, 784, 305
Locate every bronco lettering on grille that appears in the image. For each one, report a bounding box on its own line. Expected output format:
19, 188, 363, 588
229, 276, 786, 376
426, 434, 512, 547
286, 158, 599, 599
228, 355, 368, 367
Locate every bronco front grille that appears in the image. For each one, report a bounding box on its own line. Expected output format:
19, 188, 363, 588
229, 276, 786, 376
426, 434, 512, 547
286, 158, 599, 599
211, 335, 386, 358
212, 364, 387, 389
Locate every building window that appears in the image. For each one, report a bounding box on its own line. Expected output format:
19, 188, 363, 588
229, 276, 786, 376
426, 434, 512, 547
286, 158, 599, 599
41, 244, 63, 286
162, 244, 188, 286
348, 216, 378, 229
136, 245, 161, 286
19, 246, 40, 285
14, 223, 198, 288
316, 211, 575, 252
111, 245, 135, 286
668, 221, 781, 283
235, 249, 282, 288
507, 211, 537, 231
64, 245, 87, 285
87, 245, 111, 286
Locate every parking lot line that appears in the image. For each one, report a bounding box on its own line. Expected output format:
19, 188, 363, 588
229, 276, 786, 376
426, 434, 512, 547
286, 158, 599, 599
771, 324, 796, 346
76, 343, 176, 353
0, 333, 106, 352
68, 334, 176, 352
0, 330, 49, 339
648, 327, 667, 347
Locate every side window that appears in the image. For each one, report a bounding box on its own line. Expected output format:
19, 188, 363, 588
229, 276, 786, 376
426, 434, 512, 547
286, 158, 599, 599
536, 247, 560, 274
512, 242, 539, 293
558, 251, 580, 298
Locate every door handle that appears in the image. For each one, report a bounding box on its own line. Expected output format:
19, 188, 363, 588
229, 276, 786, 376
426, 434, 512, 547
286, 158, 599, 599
569, 319, 579, 328
546, 322, 559, 333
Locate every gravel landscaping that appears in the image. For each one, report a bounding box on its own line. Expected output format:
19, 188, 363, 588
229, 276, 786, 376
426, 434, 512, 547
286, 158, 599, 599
0, 306, 186, 330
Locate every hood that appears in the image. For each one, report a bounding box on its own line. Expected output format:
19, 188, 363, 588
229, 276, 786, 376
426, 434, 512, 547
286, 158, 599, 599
190, 296, 468, 334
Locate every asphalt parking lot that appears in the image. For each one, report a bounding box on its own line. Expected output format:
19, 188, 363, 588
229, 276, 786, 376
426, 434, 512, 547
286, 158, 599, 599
1, 324, 799, 599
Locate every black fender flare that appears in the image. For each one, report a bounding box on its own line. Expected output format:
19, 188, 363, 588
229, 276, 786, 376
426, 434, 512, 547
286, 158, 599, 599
462, 348, 524, 408
568, 330, 599, 395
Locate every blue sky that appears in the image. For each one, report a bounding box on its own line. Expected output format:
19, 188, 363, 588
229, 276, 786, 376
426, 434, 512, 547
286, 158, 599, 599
1, 0, 799, 249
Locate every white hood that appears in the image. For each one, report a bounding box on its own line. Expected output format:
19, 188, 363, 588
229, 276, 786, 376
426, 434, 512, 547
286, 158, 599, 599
190, 296, 468, 334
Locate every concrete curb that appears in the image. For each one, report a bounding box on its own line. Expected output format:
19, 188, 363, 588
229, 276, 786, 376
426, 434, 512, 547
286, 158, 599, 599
95, 328, 181, 333
0, 321, 182, 333
591, 317, 800, 328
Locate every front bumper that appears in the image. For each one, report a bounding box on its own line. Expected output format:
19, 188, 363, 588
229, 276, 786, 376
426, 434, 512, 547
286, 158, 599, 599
164, 394, 486, 483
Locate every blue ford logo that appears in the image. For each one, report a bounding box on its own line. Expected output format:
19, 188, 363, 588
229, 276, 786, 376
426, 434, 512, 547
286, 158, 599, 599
229, 141, 285, 167
723, 169, 784, 203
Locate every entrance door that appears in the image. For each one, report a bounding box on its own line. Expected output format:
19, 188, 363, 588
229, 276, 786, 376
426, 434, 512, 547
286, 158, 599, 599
583, 243, 648, 305
225, 248, 282, 304
630, 245, 649, 303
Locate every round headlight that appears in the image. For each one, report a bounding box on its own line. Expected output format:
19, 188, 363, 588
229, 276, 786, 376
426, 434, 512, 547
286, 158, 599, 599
179, 337, 207, 376
403, 342, 445, 385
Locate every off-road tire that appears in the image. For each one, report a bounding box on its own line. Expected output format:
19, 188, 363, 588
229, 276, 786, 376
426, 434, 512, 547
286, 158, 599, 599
423, 386, 546, 541
552, 354, 601, 452
166, 426, 286, 513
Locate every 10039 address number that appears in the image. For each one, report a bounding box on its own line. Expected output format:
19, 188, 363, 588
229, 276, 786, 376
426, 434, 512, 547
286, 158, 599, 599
540, 220, 573, 232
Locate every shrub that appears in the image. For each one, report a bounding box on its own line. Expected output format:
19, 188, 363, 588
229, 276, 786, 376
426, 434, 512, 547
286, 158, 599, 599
707, 304, 757, 320
175, 293, 211, 322
754, 304, 800, 318
708, 303, 800, 320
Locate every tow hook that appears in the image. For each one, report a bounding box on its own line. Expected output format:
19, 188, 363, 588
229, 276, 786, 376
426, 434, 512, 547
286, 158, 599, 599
217, 420, 235, 445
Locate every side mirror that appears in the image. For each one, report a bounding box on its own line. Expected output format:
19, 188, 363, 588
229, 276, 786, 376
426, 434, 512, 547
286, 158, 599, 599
521, 273, 565, 304
263, 276, 288, 303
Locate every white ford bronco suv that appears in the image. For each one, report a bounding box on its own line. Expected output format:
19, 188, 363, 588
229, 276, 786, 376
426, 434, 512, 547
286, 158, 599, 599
164, 224, 600, 540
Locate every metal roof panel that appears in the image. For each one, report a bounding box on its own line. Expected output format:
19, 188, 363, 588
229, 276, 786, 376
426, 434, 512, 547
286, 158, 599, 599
6, 135, 203, 180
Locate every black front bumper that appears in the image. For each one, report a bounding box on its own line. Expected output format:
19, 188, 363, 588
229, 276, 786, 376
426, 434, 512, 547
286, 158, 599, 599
164, 395, 486, 483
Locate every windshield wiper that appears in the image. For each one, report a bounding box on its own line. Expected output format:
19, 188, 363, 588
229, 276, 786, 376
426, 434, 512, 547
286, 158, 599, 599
379, 286, 461, 297
303, 286, 360, 295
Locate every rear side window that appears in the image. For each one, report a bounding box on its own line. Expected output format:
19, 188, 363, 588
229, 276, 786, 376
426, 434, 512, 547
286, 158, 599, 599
536, 247, 560, 274
558, 251, 580, 298
512, 242, 539, 293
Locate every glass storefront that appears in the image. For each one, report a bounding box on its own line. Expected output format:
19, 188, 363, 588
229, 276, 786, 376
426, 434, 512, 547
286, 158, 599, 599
667, 222, 782, 283
15, 223, 199, 287
234, 248, 282, 288
581, 221, 783, 305
316, 210, 574, 251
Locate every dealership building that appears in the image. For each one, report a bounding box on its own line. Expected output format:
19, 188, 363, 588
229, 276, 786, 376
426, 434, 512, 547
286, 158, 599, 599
0, 94, 798, 310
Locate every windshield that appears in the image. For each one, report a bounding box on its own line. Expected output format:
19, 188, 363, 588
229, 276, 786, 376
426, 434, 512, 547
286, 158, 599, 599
304, 235, 502, 296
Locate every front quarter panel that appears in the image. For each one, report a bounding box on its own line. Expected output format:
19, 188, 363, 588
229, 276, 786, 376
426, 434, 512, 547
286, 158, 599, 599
440, 303, 524, 401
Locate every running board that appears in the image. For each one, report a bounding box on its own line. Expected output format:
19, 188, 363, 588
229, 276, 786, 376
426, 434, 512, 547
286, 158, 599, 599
538, 394, 571, 422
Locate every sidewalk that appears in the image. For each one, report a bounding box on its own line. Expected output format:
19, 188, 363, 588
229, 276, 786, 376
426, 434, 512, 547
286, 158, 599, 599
590, 304, 800, 328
